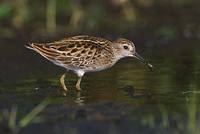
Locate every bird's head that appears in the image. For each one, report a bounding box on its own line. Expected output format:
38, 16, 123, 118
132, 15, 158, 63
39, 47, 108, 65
113, 38, 153, 71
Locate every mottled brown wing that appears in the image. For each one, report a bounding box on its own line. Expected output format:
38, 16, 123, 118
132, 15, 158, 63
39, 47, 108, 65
26, 35, 113, 69
49, 35, 112, 53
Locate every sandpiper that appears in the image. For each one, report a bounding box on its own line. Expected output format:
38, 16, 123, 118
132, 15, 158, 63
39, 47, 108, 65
26, 35, 153, 95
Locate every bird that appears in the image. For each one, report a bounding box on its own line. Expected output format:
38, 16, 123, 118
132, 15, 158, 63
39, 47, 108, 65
26, 35, 153, 95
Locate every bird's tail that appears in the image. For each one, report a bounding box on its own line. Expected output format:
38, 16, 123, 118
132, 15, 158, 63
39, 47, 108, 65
25, 43, 45, 52
25, 43, 35, 50
25, 42, 60, 62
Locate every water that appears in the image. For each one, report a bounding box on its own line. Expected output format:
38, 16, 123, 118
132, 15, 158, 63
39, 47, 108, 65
0, 37, 200, 134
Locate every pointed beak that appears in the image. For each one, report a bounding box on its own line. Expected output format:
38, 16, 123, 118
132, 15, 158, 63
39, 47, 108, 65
133, 52, 154, 71
133, 52, 145, 63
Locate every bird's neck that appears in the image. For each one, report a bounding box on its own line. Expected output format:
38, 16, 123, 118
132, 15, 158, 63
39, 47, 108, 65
112, 48, 124, 61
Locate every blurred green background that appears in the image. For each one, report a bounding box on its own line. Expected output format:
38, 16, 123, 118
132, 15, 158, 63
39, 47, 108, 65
0, 0, 200, 39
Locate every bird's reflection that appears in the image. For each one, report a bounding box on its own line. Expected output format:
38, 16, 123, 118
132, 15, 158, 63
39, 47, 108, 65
74, 91, 85, 106
120, 85, 152, 99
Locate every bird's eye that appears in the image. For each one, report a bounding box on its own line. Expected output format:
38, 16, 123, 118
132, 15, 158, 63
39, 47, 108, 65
123, 45, 128, 50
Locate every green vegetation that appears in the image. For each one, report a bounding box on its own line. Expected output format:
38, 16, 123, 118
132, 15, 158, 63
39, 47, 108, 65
0, 99, 49, 133
0, 0, 199, 38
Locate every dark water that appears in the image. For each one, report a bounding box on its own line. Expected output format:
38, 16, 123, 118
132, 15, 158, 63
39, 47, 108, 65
0, 37, 200, 134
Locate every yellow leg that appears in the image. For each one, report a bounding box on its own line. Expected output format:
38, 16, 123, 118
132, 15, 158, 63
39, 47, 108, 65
60, 73, 68, 96
75, 77, 82, 91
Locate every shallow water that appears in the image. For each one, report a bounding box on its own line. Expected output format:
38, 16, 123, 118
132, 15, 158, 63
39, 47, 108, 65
0, 37, 200, 134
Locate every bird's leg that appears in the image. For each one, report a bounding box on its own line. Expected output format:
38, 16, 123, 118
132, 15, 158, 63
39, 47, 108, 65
75, 70, 84, 91
75, 76, 82, 91
60, 73, 68, 96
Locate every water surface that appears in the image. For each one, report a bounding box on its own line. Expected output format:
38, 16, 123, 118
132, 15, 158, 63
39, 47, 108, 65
0, 38, 200, 134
